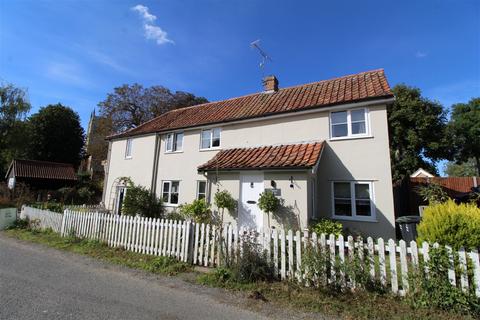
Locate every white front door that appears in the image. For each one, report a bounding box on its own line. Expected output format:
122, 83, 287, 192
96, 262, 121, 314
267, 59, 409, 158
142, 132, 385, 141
239, 172, 264, 230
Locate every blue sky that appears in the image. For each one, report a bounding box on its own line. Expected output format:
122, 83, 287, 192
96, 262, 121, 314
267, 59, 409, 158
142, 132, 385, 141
1, 0, 479, 132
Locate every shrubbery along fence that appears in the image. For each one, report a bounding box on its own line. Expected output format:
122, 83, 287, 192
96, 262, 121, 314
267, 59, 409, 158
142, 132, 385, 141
20, 206, 480, 297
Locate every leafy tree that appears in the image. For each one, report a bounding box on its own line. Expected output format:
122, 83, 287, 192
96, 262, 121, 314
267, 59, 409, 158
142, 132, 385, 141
98, 84, 208, 133
258, 190, 281, 228
213, 190, 236, 225
26, 104, 84, 165
212, 190, 236, 265
388, 84, 450, 181
447, 98, 480, 176
0, 83, 31, 176
444, 158, 478, 177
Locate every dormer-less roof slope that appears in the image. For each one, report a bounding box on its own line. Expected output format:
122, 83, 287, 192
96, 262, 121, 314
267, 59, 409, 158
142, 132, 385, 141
108, 69, 393, 140
6, 159, 77, 181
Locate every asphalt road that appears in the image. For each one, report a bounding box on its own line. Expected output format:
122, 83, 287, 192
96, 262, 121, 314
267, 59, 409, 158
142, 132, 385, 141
0, 233, 326, 320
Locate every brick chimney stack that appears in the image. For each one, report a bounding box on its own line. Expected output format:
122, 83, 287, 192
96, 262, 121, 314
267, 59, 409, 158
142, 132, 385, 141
262, 75, 279, 93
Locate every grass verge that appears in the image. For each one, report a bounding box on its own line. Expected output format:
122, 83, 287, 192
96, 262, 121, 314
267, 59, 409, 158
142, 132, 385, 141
197, 268, 476, 320
4, 228, 192, 276
4, 228, 475, 320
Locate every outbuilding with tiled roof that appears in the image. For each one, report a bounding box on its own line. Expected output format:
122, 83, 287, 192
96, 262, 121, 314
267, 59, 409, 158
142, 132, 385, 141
6, 159, 77, 192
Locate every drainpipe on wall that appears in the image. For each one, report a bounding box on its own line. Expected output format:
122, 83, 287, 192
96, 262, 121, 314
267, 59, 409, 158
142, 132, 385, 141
150, 134, 161, 196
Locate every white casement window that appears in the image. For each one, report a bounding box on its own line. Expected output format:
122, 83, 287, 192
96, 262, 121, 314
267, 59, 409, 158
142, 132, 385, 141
330, 108, 369, 139
196, 181, 207, 200
125, 138, 133, 158
331, 181, 375, 221
200, 128, 221, 150
162, 181, 180, 205
165, 132, 184, 153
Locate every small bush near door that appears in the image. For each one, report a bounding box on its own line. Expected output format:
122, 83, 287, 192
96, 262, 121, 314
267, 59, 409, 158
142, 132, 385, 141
122, 184, 164, 218
200, 232, 276, 285
231, 233, 276, 283
309, 219, 343, 236
178, 199, 212, 223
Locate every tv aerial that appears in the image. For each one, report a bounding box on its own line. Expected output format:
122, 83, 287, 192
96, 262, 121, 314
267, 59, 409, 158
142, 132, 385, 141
250, 39, 272, 73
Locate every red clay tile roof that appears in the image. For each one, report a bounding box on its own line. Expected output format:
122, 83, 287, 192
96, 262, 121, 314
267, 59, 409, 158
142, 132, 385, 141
6, 159, 77, 181
109, 69, 393, 139
198, 142, 325, 171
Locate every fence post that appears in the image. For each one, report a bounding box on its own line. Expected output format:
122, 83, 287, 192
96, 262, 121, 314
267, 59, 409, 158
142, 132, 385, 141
468, 249, 480, 297
399, 240, 409, 292
388, 239, 398, 294
458, 247, 470, 293
60, 209, 67, 236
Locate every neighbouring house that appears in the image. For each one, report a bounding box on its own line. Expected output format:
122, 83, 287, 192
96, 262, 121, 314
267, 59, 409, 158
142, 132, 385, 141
5, 159, 77, 200
410, 168, 434, 178
103, 69, 396, 239
394, 176, 480, 216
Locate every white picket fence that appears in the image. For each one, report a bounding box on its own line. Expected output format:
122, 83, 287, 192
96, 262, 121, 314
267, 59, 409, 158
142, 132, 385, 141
65, 204, 109, 213
20, 207, 64, 233
20, 206, 480, 297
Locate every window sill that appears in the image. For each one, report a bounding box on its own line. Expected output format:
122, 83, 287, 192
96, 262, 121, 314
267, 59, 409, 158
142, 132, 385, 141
124, 156, 132, 160
199, 147, 221, 152
329, 135, 373, 142
163, 204, 179, 208
332, 215, 377, 223
164, 151, 184, 154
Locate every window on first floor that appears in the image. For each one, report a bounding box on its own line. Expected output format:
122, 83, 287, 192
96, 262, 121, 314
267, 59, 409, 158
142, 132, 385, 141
165, 132, 184, 152
200, 128, 221, 149
330, 108, 369, 139
125, 138, 133, 158
196, 180, 207, 200
331, 181, 374, 220
162, 181, 180, 205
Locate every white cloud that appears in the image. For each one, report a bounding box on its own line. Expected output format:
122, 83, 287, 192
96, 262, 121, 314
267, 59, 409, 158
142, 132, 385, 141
131, 4, 173, 45
415, 51, 428, 58
144, 24, 174, 45
132, 4, 156, 23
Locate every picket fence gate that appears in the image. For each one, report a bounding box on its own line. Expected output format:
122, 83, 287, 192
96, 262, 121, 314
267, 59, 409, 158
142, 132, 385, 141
20, 206, 480, 297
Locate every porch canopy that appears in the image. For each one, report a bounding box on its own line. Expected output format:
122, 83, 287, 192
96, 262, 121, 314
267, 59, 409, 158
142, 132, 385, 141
198, 141, 325, 172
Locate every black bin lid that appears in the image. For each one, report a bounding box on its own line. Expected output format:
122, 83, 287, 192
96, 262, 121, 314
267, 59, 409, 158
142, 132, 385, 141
395, 215, 421, 224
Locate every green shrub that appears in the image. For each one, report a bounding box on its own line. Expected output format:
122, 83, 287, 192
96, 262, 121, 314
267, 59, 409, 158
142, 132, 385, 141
8, 218, 29, 230
145, 256, 190, 275
165, 209, 185, 221
417, 200, 480, 250
229, 233, 276, 283
416, 182, 450, 204
31, 202, 64, 213
179, 199, 211, 223
407, 247, 480, 316
309, 219, 343, 236
122, 183, 164, 218
301, 241, 383, 293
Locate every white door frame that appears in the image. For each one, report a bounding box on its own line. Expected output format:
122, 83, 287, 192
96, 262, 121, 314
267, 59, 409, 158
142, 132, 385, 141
239, 171, 265, 230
